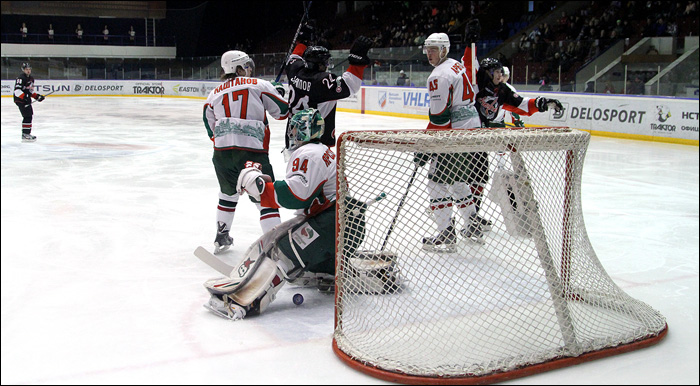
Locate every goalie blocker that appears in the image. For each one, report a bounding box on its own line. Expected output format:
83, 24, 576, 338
202, 196, 400, 321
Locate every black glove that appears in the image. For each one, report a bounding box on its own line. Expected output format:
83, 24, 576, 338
465, 18, 481, 44
535, 97, 563, 112
413, 152, 430, 167
348, 36, 373, 65
37, 94, 45, 102
297, 23, 314, 45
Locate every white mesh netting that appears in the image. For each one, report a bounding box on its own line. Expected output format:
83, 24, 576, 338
333, 127, 667, 382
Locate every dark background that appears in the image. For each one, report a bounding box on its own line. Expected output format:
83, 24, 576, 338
166, 1, 324, 57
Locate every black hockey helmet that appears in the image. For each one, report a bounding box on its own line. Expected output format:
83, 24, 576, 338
21, 62, 32, 70
480, 58, 502, 78
303, 46, 331, 71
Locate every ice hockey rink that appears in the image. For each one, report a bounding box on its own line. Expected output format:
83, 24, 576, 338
1, 96, 698, 385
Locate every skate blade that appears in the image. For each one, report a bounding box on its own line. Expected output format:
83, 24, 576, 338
465, 237, 486, 245
422, 244, 457, 253
203, 303, 233, 320
203, 303, 244, 321
213, 244, 231, 254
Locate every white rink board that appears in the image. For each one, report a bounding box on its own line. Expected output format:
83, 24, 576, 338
2, 79, 697, 143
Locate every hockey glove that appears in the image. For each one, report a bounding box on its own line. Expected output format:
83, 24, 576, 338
236, 167, 271, 202
535, 97, 564, 112
348, 36, 373, 66
37, 94, 45, 102
297, 23, 314, 45
271, 81, 285, 98
465, 18, 481, 45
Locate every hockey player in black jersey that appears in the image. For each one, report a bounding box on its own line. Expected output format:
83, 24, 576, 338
14, 62, 45, 142
283, 24, 372, 156
475, 57, 563, 126
470, 57, 564, 230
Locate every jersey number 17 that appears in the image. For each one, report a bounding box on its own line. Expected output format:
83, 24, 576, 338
221, 90, 249, 119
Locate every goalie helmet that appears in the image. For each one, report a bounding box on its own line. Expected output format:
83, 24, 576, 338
422, 32, 450, 55
21, 62, 31, 70
303, 46, 331, 71
221, 50, 255, 76
288, 108, 325, 151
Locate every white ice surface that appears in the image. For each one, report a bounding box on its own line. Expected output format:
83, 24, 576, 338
1, 96, 698, 384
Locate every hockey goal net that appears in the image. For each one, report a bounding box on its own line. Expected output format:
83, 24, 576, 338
333, 127, 667, 384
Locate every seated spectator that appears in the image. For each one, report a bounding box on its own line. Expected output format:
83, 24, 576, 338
629, 75, 645, 95
496, 18, 508, 40
603, 80, 616, 94
666, 22, 678, 37
653, 17, 667, 36
558, 11, 570, 34
518, 33, 530, 52
396, 70, 408, 86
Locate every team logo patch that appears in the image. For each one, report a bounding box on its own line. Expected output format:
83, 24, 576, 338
291, 224, 320, 249
551, 102, 568, 120
655, 105, 671, 122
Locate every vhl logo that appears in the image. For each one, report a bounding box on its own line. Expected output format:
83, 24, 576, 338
551, 102, 568, 121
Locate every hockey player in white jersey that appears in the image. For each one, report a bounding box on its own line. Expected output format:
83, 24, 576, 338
415, 31, 483, 250
203, 50, 289, 253
201, 109, 392, 321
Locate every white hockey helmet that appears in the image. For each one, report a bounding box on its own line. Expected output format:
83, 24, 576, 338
221, 50, 255, 76
422, 32, 450, 55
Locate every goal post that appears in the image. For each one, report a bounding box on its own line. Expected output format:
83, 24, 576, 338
333, 127, 667, 384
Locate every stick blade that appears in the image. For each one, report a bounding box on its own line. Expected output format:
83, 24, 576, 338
193, 246, 235, 276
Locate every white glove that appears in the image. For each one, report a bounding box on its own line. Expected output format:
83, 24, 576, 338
236, 167, 271, 201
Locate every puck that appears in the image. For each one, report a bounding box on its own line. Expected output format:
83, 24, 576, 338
293, 293, 304, 305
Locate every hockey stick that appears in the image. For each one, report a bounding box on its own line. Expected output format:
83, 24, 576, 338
194, 246, 236, 276
274, 1, 312, 82
471, 42, 476, 87
380, 163, 419, 252
347, 192, 387, 216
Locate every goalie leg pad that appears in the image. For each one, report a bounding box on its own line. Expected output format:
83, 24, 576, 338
489, 170, 533, 237
228, 257, 282, 306
204, 257, 285, 315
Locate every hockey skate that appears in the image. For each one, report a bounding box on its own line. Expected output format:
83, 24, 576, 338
474, 214, 492, 232
422, 225, 457, 253
21, 133, 36, 142
461, 218, 485, 244
287, 272, 335, 293
204, 293, 248, 321
213, 221, 233, 254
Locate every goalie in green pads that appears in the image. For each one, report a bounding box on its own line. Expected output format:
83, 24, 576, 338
203, 109, 398, 321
